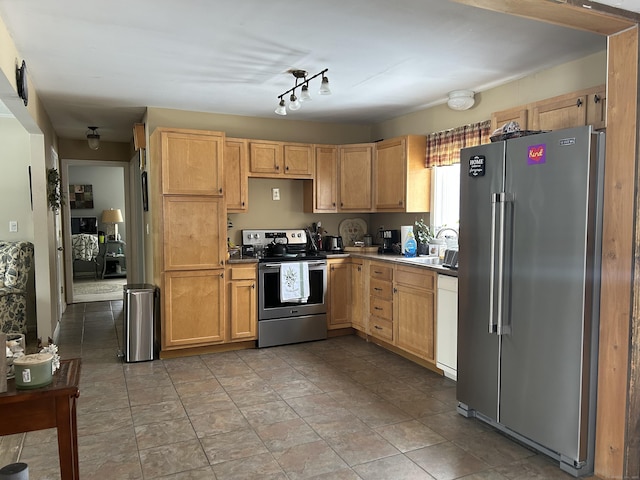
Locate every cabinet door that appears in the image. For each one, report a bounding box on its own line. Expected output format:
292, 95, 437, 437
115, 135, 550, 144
228, 278, 257, 341
162, 269, 225, 349
351, 260, 365, 331
283, 143, 314, 177
314, 146, 338, 212
162, 196, 226, 270
249, 142, 281, 175
375, 138, 406, 211
158, 130, 224, 195
531, 94, 587, 130
224, 138, 248, 212
328, 260, 351, 329
394, 284, 435, 363
339, 144, 373, 212
491, 106, 529, 132
586, 87, 606, 130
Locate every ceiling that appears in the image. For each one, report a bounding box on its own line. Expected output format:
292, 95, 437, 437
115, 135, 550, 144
0, 0, 632, 144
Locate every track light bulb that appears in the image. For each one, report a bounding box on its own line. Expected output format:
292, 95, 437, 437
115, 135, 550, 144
275, 98, 287, 115
289, 93, 301, 111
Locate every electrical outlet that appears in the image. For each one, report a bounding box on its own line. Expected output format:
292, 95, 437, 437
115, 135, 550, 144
9, 221, 17, 232
272, 188, 280, 201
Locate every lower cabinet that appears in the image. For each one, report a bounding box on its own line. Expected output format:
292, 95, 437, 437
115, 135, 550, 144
350, 259, 365, 332
369, 262, 394, 342
436, 274, 458, 380
394, 265, 436, 364
227, 264, 257, 341
327, 259, 351, 329
162, 269, 225, 350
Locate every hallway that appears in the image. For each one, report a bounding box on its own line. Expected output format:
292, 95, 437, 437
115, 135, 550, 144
11, 300, 597, 479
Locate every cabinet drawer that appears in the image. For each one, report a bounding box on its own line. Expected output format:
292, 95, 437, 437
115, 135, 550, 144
370, 278, 392, 300
370, 296, 392, 320
370, 317, 393, 342
370, 263, 393, 281
230, 265, 257, 280
395, 265, 435, 290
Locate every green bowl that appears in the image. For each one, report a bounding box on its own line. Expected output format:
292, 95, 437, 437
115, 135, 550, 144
13, 353, 53, 389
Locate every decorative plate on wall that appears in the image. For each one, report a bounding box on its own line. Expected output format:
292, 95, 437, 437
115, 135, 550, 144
339, 218, 367, 247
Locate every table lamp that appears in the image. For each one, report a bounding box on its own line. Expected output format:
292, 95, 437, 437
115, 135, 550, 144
101, 208, 124, 240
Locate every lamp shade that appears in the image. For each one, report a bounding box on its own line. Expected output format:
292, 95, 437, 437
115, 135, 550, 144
102, 208, 123, 223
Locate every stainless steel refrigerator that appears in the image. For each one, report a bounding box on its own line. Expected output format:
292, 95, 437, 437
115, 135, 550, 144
457, 126, 604, 477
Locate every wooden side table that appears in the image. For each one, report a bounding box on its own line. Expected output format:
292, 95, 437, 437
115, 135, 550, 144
0, 358, 81, 480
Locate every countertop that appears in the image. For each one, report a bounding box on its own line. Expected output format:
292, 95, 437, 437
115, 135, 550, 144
228, 252, 457, 276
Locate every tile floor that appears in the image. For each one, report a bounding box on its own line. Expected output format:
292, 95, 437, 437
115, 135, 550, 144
13, 300, 599, 479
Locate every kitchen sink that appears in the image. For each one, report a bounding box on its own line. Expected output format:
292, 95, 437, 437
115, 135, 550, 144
399, 256, 441, 265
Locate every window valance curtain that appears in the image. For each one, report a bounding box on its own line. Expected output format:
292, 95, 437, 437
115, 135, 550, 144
425, 120, 492, 167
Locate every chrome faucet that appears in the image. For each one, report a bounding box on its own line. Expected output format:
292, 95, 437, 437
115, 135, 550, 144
435, 227, 458, 240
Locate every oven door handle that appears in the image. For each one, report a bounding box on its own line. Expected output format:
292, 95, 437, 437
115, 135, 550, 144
261, 263, 284, 269
261, 261, 327, 269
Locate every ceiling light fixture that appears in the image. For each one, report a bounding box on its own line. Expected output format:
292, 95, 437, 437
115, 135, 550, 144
275, 68, 330, 115
447, 90, 475, 111
86, 126, 100, 150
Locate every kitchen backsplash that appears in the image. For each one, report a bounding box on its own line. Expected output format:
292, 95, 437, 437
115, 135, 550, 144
227, 178, 430, 247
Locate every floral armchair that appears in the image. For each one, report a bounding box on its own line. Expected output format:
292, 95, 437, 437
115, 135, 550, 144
0, 241, 34, 334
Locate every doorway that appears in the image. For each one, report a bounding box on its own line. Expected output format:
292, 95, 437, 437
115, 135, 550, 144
61, 159, 131, 303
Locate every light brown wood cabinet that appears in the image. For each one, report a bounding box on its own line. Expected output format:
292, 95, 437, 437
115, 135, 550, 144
150, 127, 228, 354
327, 258, 351, 329
304, 145, 338, 213
393, 265, 436, 364
155, 128, 224, 195
350, 259, 365, 332
339, 143, 374, 212
162, 270, 225, 348
374, 135, 430, 212
226, 264, 257, 341
368, 261, 393, 342
491, 84, 606, 133
224, 138, 248, 212
161, 195, 226, 271
248, 140, 314, 178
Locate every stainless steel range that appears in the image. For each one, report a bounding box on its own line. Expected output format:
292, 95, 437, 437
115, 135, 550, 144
242, 229, 327, 348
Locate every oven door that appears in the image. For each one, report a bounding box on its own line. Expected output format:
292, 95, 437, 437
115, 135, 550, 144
258, 260, 327, 320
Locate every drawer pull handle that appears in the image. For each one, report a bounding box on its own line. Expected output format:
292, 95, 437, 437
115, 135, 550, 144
374, 270, 383, 274
374, 325, 382, 330
374, 287, 382, 291
374, 306, 383, 311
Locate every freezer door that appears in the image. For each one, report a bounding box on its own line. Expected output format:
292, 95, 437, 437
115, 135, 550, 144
457, 141, 505, 422
499, 126, 600, 465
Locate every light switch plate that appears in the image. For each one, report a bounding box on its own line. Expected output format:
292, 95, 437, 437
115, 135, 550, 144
9, 221, 17, 232
272, 188, 280, 201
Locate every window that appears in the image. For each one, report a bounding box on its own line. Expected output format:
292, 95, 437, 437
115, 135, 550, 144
431, 164, 460, 233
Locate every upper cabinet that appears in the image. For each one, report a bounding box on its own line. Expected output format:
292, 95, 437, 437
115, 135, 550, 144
248, 140, 314, 178
304, 145, 339, 213
154, 128, 224, 196
374, 135, 430, 213
224, 138, 248, 213
491, 84, 606, 133
338, 143, 374, 212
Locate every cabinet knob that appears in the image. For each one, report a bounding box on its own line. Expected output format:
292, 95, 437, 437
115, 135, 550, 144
219, 187, 223, 194
576, 98, 583, 107
285, 165, 289, 171
252, 283, 255, 289
398, 200, 403, 205
358, 266, 362, 271
393, 288, 397, 293
242, 202, 245, 207
332, 202, 336, 207
276, 165, 280, 171
594, 94, 601, 104
340, 202, 344, 207
220, 272, 224, 278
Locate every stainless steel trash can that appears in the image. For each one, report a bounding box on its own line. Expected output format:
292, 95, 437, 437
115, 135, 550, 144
123, 284, 158, 362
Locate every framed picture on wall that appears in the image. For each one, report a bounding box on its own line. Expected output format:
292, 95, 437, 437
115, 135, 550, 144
141, 171, 148, 211
69, 184, 94, 209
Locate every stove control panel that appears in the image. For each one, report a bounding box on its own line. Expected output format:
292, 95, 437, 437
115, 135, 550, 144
242, 229, 307, 246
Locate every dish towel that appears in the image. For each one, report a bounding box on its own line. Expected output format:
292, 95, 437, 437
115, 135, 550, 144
280, 262, 310, 303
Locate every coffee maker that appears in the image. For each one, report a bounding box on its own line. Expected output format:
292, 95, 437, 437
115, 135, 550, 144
380, 229, 400, 254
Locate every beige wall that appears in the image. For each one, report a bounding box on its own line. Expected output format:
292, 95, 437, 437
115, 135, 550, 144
0, 14, 61, 340
372, 50, 607, 139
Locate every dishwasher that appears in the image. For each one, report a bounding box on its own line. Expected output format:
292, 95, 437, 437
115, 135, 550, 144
436, 274, 458, 380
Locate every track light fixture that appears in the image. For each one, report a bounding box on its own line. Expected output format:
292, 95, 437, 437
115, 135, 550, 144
275, 68, 331, 116
86, 126, 100, 150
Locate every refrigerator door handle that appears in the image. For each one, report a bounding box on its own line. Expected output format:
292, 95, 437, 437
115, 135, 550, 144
497, 192, 513, 336
489, 192, 501, 334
